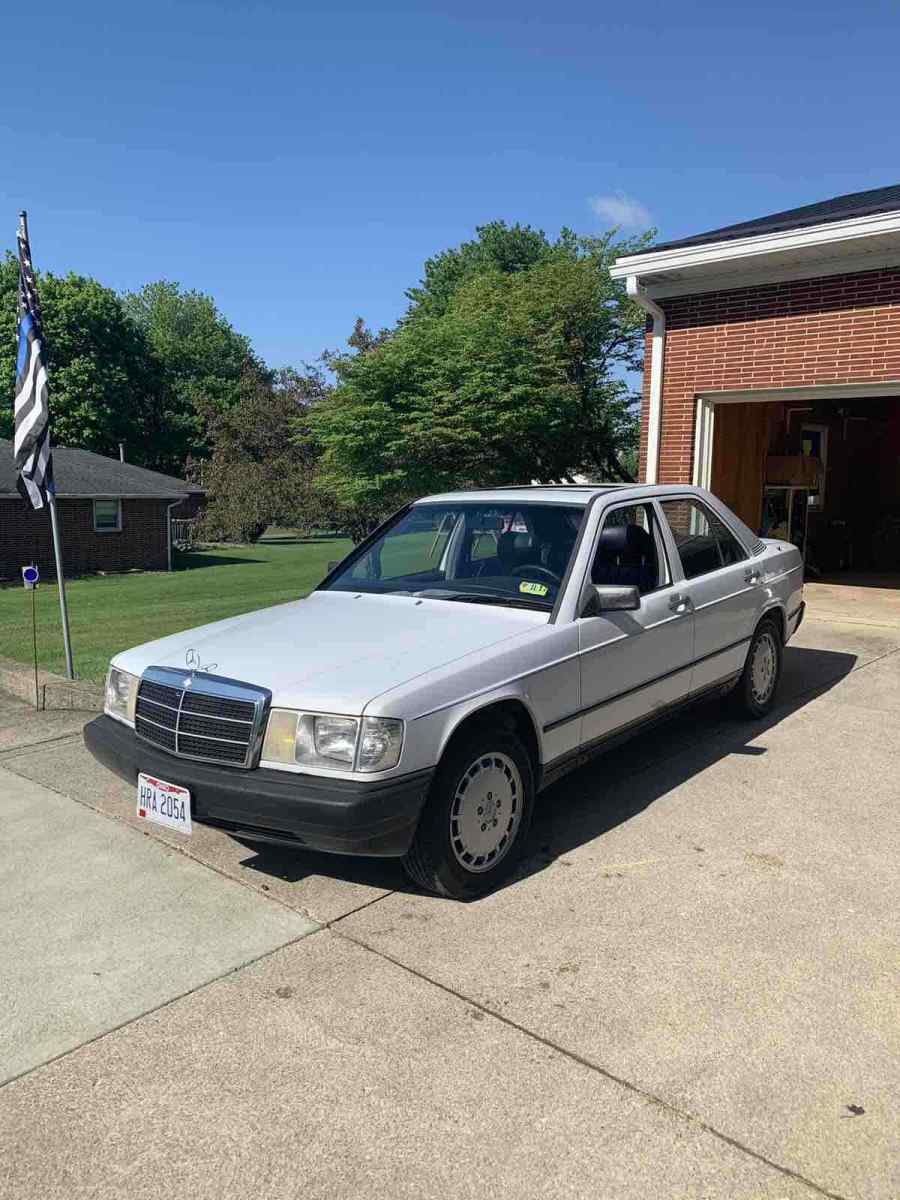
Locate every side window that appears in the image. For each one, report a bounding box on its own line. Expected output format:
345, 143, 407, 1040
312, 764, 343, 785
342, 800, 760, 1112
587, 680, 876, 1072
659, 499, 746, 580
712, 510, 747, 566
591, 503, 669, 595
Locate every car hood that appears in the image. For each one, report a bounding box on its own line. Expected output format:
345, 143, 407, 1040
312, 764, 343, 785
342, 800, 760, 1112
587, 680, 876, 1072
113, 589, 545, 714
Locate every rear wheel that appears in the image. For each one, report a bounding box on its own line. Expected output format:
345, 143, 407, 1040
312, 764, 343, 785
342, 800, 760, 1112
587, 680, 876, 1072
403, 728, 535, 900
733, 617, 783, 718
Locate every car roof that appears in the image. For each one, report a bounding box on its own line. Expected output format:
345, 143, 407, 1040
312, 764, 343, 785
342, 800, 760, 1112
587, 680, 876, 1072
415, 485, 623, 506
415, 483, 706, 506
413, 484, 764, 554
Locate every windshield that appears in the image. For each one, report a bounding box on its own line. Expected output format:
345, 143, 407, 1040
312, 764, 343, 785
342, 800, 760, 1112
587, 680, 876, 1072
324, 502, 585, 611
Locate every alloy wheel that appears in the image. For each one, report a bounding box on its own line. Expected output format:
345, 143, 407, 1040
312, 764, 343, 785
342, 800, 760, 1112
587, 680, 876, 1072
750, 630, 778, 706
449, 752, 523, 874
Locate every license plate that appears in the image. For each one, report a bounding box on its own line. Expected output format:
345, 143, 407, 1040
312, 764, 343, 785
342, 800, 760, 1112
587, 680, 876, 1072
137, 772, 192, 835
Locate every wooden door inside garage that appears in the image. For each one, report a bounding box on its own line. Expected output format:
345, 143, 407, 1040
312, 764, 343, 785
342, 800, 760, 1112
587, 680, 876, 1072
709, 402, 770, 530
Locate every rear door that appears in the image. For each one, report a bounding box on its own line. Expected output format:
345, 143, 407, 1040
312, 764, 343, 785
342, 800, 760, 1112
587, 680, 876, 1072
577, 500, 695, 749
657, 496, 763, 693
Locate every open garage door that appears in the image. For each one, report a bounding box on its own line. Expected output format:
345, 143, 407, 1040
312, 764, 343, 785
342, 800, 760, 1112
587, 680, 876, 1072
700, 387, 900, 580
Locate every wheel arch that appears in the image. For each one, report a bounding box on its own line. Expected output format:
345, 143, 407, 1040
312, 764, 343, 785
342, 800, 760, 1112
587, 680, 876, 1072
437, 694, 542, 780
758, 601, 786, 643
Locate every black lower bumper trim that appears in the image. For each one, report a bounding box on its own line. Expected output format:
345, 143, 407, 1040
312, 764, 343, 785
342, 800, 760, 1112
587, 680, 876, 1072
84, 715, 432, 857
788, 600, 805, 635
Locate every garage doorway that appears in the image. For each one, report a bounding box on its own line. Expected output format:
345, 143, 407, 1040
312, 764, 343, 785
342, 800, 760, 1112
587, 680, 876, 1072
694, 383, 900, 582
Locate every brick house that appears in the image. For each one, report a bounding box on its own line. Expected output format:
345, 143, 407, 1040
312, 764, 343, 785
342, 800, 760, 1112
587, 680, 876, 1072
611, 184, 900, 575
0, 441, 204, 581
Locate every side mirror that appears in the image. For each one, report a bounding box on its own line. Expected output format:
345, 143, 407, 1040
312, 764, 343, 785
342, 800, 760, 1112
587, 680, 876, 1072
579, 583, 641, 618
326, 560, 340, 573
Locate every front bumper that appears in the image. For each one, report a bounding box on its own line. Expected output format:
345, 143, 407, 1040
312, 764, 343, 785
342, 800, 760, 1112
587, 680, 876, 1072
84, 715, 432, 857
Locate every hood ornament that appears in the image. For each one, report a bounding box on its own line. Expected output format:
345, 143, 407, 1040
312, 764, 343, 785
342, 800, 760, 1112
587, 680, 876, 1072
184, 648, 217, 686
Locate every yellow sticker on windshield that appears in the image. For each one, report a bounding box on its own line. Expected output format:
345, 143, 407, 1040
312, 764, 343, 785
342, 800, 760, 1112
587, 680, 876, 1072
519, 581, 549, 597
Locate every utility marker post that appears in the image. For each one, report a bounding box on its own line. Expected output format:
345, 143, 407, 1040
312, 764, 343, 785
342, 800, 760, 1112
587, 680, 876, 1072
22, 564, 41, 708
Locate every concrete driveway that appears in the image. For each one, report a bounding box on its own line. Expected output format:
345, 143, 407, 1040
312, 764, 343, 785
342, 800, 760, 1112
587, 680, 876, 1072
0, 608, 897, 1200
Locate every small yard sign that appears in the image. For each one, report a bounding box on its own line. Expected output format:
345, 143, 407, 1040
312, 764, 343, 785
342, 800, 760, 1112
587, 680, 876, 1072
21, 564, 39, 589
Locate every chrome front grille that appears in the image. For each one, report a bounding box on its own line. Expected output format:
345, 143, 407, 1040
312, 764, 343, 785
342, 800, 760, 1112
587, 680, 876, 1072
135, 666, 271, 769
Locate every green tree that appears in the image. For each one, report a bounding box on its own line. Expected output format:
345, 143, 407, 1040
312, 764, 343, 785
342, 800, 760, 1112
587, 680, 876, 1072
310, 223, 652, 520
406, 221, 560, 318
200, 368, 327, 543
0, 254, 163, 462
123, 280, 269, 471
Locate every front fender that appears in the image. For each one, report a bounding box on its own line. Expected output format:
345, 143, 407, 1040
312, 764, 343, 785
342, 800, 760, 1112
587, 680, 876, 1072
367, 621, 581, 777
394, 684, 548, 779
434, 687, 545, 763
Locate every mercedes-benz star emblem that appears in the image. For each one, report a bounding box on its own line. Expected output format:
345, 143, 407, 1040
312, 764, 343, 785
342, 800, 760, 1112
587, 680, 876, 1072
184, 648, 217, 686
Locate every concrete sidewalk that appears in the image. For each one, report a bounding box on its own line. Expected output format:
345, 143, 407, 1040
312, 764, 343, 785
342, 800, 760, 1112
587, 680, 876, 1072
0, 615, 897, 1199
0, 766, 316, 1086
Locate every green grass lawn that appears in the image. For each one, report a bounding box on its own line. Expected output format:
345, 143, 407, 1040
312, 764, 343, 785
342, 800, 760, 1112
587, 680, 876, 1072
0, 533, 353, 684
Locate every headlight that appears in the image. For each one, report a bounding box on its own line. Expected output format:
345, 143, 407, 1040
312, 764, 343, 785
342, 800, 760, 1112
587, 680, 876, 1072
309, 714, 359, 764
261, 710, 404, 772
357, 717, 404, 772
104, 666, 138, 725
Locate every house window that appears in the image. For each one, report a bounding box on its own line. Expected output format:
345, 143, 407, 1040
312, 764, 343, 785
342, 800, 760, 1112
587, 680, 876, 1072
93, 499, 122, 532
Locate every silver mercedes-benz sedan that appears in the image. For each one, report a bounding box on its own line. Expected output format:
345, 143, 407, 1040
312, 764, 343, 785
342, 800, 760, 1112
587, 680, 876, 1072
86, 484, 804, 900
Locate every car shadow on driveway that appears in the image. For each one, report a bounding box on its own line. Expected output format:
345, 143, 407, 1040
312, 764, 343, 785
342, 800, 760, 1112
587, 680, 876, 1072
233, 644, 858, 900
518, 643, 858, 885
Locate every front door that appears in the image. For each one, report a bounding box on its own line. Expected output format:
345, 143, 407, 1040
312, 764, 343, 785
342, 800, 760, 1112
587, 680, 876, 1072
578, 500, 695, 749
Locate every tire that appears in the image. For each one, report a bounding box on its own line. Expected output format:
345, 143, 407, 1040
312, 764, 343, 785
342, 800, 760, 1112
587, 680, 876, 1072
403, 727, 535, 900
732, 617, 783, 718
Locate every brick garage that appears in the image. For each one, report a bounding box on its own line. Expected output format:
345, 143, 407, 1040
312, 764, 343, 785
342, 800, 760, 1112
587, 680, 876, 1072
1, 441, 204, 582
613, 184, 900, 575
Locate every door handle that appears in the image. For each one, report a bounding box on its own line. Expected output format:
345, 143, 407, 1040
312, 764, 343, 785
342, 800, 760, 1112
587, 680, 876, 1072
744, 569, 762, 585
669, 593, 691, 614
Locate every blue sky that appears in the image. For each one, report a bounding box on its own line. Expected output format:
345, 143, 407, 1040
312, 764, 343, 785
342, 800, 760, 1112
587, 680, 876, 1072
5, 0, 899, 369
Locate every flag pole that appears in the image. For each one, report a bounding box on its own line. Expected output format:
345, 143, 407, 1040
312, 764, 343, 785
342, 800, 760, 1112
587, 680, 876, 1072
47, 490, 74, 679
17, 210, 74, 680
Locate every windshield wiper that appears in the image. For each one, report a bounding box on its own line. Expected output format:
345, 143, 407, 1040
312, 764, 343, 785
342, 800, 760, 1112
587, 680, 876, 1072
414, 589, 549, 611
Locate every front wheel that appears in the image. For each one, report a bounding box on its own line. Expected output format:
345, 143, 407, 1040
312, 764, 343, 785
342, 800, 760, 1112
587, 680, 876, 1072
733, 617, 783, 718
403, 728, 535, 900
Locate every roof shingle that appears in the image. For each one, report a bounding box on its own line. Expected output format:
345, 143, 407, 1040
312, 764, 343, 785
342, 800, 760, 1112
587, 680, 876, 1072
0, 440, 202, 499
648, 183, 900, 254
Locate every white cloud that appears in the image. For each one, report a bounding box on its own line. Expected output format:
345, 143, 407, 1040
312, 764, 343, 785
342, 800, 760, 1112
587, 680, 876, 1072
589, 191, 652, 229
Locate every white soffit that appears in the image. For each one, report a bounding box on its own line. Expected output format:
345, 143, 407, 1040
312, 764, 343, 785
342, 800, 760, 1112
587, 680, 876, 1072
697, 380, 900, 406
610, 210, 900, 297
